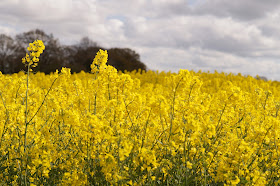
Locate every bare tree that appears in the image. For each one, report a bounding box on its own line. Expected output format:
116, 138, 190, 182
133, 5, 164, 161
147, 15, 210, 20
108, 48, 146, 72
0, 29, 147, 74
0, 34, 22, 73
79, 36, 98, 49
16, 29, 55, 48
15, 29, 65, 73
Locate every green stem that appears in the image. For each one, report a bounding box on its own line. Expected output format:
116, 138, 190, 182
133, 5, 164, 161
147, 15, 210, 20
23, 64, 30, 185
27, 75, 59, 125
168, 77, 183, 142
24, 64, 30, 153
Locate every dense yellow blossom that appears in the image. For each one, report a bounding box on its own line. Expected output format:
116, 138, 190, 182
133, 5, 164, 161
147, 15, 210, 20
22, 40, 45, 70
0, 42, 280, 185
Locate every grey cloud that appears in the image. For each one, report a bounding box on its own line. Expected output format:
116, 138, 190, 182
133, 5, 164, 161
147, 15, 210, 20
123, 14, 279, 58
1, 0, 280, 80
139, 45, 280, 80
192, 0, 280, 20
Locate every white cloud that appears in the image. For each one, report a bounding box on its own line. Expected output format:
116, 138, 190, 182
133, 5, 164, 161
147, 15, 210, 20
0, 25, 16, 35
138, 46, 280, 80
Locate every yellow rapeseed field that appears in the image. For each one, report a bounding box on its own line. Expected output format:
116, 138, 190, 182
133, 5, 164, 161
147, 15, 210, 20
0, 40, 280, 185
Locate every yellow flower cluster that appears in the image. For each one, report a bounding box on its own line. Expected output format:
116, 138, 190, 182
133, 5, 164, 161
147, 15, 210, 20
0, 46, 280, 185
90, 49, 108, 74
22, 40, 45, 70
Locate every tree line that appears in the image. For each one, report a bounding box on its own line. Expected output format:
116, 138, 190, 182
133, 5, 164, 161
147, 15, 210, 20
0, 29, 147, 74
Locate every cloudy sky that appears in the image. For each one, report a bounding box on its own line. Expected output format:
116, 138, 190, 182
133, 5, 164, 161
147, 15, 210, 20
1, 0, 280, 80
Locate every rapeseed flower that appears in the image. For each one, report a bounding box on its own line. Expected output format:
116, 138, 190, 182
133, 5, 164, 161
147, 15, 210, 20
0, 46, 280, 185
22, 40, 45, 71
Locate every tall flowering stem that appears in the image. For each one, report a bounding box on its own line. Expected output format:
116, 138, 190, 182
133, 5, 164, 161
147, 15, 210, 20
22, 40, 45, 153
21, 40, 45, 184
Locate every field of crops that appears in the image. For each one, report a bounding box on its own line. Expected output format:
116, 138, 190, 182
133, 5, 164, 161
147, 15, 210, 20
1, 40, 280, 185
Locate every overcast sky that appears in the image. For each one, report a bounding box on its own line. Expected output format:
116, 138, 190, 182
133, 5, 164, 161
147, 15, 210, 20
1, 0, 280, 80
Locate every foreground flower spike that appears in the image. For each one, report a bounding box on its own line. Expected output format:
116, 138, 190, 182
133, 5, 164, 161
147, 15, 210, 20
90, 49, 108, 73
22, 40, 45, 71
